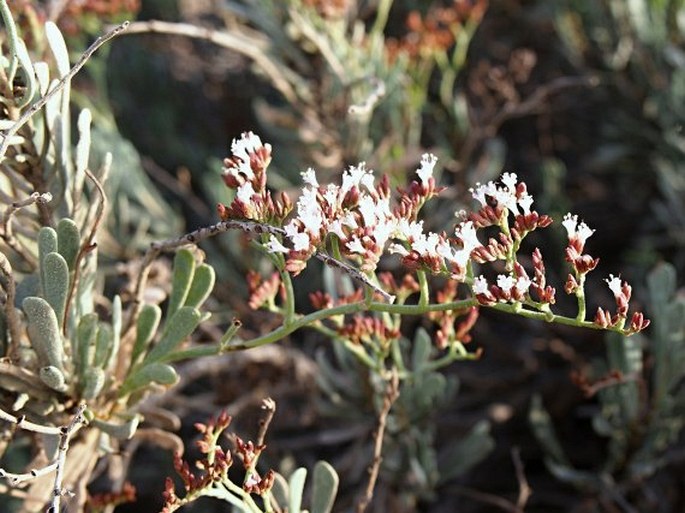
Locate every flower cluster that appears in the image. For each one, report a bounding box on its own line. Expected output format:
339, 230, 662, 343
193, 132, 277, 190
596, 275, 650, 334
428, 280, 480, 350
160, 410, 276, 513
217, 132, 292, 224
218, 132, 650, 337
338, 316, 401, 349
246, 270, 282, 310
161, 411, 233, 513
87, 482, 136, 510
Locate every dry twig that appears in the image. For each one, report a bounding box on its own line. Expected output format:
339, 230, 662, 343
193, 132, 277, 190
120, 20, 297, 103
355, 369, 400, 513
0, 22, 129, 162
0, 252, 22, 361
0, 192, 52, 267
0, 404, 89, 513
62, 168, 107, 332
128, 218, 394, 334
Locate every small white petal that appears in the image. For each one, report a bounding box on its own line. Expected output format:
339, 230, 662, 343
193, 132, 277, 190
236, 182, 256, 203
515, 276, 531, 295
329, 219, 346, 239
360, 171, 376, 192
562, 213, 578, 236
518, 193, 534, 215
576, 221, 595, 243
301, 168, 319, 187
323, 185, 339, 207
374, 219, 396, 248
470, 183, 487, 207
417, 153, 437, 185
501, 172, 518, 192
358, 195, 377, 227
473, 275, 489, 295
347, 237, 366, 254
497, 274, 515, 293
388, 243, 410, 256
265, 235, 289, 253
454, 221, 481, 252
397, 219, 424, 241
342, 163, 367, 195
494, 187, 518, 215
605, 274, 622, 298
290, 232, 311, 252
231, 131, 263, 159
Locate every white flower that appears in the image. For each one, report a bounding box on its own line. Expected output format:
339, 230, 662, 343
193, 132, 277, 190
388, 243, 410, 256
360, 170, 376, 192
417, 153, 437, 185
497, 274, 516, 294
562, 213, 594, 244
518, 193, 534, 215
412, 232, 440, 256
470, 181, 498, 207
301, 168, 319, 187
296, 188, 323, 234
515, 275, 531, 295
328, 219, 345, 239
236, 182, 256, 203
470, 183, 487, 207
494, 186, 518, 215
347, 237, 366, 254
451, 247, 472, 268
227, 132, 268, 181
454, 221, 481, 252
340, 211, 358, 229
373, 218, 396, 248
358, 195, 377, 227
473, 275, 489, 295
576, 221, 595, 244
436, 240, 455, 261
605, 274, 622, 298
501, 172, 518, 192
231, 131, 264, 160
290, 231, 311, 252
397, 219, 425, 241
283, 222, 312, 251
375, 196, 392, 218
265, 235, 289, 253
341, 163, 375, 195
323, 184, 339, 207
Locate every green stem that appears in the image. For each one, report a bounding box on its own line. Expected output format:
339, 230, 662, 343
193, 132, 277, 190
490, 302, 613, 331
229, 294, 633, 352
423, 344, 463, 372
310, 322, 380, 369
370, 0, 393, 37
417, 270, 429, 307
280, 269, 296, 326
575, 273, 587, 322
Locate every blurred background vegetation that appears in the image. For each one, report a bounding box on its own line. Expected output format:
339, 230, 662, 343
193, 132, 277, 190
2, 0, 685, 512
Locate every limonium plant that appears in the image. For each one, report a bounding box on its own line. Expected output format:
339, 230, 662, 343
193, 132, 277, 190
145, 131, 650, 512
216, 131, 649, 343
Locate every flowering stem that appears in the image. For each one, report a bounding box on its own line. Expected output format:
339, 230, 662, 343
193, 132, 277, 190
226, 295, 634, 353
227, 300, 475, 351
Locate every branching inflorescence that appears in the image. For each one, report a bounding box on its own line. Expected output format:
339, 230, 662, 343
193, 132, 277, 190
217, 131, 649, 345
